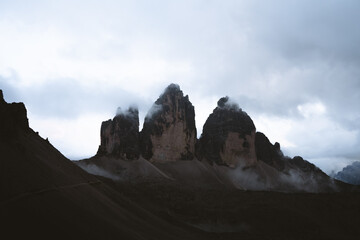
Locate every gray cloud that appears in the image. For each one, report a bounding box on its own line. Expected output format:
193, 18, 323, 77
1, 0, 360, 169
1, 75, 152, 120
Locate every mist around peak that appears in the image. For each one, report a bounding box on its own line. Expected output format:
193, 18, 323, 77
75, 84, 348, 193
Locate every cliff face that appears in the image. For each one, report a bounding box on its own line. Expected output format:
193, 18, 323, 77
97, 107, 140, 160
140, 84, 196, 162
197, 97, 257, 167
88, 84, 335, 192
0, 90, 29, 140
255, 132, 285, 171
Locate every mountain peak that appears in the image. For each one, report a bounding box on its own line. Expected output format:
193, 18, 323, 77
165, 83, 181, 92
97, 106, 140, 159
217, 96, 241, 111
155, 83, 185, 106
116, 105, 139, 119
197, 97, 256, 166
141, 84, 196, 162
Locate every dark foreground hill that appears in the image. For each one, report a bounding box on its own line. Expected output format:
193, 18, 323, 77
0, 89, 206, 240
1, 89, 360, 239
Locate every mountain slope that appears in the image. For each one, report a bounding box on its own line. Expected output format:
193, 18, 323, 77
0, 90, 206, 240
2, 89, 360, 240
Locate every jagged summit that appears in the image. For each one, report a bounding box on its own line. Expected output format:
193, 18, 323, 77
197, 96, 256, 167
213, 96, 255, 134
162, 83, 181, 93
141, 83, 196, 162
255, 132, 285, 171
83, 84, 341, 192
217, 96, 241, 111
97, 106, 140, 159
96, 84, 197, 162
116, 105, 139, 118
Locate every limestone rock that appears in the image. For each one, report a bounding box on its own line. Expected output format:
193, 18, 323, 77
140, 84, 196, 162
97, 106, 140, 159
255, 132, 285, 171
289, 156, 323, 174
197, 96, 257, 167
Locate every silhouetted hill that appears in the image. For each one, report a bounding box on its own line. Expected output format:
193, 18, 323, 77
2, 88, 360, 240
0, 89, 206, 240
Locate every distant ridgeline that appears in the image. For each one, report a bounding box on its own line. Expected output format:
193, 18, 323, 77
334, 161, 360, 185
77, 84, 349, 192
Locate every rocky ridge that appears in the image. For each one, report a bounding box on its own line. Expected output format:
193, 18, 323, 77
140, 84, 196, 162
255, 132, 285, 171
81, 84, 342, 192
97, 106, 140, 159
97, 84, 197, 163
196, 96, 257, 167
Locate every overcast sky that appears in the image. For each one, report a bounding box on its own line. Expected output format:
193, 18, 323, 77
1, 0, 359, 173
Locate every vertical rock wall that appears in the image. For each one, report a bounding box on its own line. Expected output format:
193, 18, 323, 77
255, 132, 285, 171
140, 84, 196, 162
97, 107, 140, 159
197, 97, 257, 167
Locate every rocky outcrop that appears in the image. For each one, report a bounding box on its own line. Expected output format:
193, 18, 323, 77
0, 89, 29, 139
334, 161, 360, 185
140, 84, 196, 162
197, 96, 257, 167
97, 106, 140, 159
255, 132, 285, 171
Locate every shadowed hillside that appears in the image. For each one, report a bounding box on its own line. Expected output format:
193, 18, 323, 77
2, 88, 360, 240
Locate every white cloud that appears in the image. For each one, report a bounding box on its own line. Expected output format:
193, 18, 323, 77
254, 112, 359, 162
28, 112, 106, 159
1, 0, 360, 172
297, 101, 326, 118
309, 157, 358, 175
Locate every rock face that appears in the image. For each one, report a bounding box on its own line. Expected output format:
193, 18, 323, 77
140, 84, 196, 162
334, 161, 360, 185
197, 96, 257, 167
255, 132, 285, 171
97, 106, 140, 160
0, 89, 29, 140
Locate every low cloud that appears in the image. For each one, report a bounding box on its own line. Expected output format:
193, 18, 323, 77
116, 105, 138, 117
77, 163, 120, 181
145, 103, 162, 121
